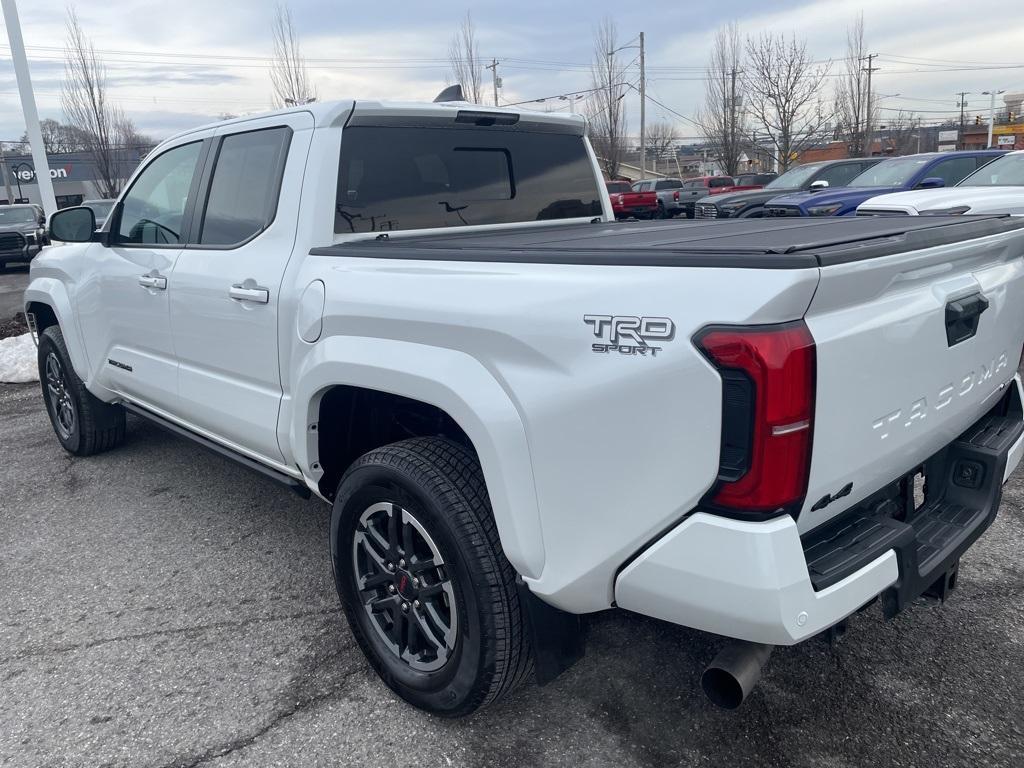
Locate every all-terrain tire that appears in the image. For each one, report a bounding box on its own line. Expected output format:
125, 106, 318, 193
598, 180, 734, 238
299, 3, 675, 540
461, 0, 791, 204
38, 325, 125, 456
331, 436, 533, 716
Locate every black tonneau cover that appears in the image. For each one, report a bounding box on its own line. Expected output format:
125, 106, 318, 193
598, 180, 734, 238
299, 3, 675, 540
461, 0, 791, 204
311, 215, 1024, 269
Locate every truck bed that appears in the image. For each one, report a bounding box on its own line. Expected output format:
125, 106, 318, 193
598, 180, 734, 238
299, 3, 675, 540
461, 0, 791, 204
313, 216, 1024, 269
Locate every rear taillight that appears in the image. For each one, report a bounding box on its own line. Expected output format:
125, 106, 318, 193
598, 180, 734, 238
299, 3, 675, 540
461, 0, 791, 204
673, 190, 679, 201
617, 194, 625, 205
696, 321, 816, 518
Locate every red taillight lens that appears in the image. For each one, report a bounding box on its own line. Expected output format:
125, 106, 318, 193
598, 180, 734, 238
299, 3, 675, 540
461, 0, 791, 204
673, 190, 680, 201
617, 194, 625, 205
696, 321, 816, 516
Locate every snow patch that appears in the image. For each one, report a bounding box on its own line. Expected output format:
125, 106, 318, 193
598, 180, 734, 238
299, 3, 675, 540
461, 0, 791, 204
0, 333, 38, 383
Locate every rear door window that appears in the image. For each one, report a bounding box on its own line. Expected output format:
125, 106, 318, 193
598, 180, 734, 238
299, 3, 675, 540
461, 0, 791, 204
335, 126, 603, 233
198, 127, 291, 246
924, 157, 978, 187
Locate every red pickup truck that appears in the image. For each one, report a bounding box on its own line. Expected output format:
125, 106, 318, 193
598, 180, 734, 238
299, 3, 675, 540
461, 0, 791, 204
606, 180, 658, 219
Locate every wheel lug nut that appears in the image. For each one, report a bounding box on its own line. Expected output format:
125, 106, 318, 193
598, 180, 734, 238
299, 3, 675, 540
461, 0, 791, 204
401, 602, 409, 612
398, 558, 406, 568
413, 599, 420, 609
387, 584, 396, 593
386, 562, 395, 572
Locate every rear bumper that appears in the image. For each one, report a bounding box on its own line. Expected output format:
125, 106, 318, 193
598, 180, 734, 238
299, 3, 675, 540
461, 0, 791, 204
615, 375, 1024, 645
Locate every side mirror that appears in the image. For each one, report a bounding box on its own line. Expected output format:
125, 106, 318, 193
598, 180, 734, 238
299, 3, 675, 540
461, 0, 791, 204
809, 180, 830, 191
48, 206, 96, 243
918, 177, 946, 189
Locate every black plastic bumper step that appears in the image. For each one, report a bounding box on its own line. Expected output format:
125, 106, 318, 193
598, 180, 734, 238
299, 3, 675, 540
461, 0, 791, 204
800, 400, 1023, 616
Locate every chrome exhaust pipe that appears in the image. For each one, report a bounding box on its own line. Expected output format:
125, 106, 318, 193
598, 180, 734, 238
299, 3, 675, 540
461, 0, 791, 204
701, 641, 774, 709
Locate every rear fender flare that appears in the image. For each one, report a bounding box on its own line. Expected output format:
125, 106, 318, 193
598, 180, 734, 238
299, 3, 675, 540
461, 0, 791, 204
291, 335, 546, 579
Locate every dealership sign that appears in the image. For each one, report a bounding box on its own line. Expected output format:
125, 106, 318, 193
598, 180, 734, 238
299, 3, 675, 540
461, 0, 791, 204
938, 130, 959, 143
10, 165, 72, 182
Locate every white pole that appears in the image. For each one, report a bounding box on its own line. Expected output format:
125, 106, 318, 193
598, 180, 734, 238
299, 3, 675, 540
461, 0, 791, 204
638, 31, 645, 179
2, 0, 57, 215
987, 90, 997, 149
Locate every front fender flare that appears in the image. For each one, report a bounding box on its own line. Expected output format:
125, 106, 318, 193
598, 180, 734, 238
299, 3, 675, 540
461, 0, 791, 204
290, 335, 546, 580
23, 277, 91, 381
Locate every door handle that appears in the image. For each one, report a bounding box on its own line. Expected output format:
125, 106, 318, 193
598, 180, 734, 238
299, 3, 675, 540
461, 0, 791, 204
229, 283, 270, 304
138, 274, 167, 290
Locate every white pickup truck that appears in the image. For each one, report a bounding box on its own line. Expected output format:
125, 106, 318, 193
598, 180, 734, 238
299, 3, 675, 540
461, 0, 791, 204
26, 97, 1024, 715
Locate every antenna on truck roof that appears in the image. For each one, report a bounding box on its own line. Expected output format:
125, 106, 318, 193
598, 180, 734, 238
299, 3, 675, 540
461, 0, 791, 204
433, 84, 465, 103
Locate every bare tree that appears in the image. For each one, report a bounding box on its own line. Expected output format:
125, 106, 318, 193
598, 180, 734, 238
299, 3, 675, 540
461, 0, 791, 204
833, 14, 874, 157
743, 33, 832, 171
447, 12, 484, 104
20, 119, 90, 154
271, 3, 317, 107
62, 8, 138, 197
586, 18, 629, 178
881, 110, 922, 156
696, 22, 748, 175
644, 122, 678, 173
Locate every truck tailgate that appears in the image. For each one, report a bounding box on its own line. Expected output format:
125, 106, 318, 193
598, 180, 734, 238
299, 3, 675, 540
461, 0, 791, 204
800, 224, 1024, 533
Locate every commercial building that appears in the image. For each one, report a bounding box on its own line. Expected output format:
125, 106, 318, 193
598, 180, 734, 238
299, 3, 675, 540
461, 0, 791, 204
1, 148, 148, 208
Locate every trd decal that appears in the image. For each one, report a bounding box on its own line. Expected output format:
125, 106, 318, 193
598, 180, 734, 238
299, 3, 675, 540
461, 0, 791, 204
584, 315, 675, 357
107, 358, 133, 372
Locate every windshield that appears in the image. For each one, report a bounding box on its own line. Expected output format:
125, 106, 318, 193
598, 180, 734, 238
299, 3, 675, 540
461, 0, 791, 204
958, 153, 1024, 186
849, 155, 930, 187
764, 164, 821, 189
0, 207, 37, 225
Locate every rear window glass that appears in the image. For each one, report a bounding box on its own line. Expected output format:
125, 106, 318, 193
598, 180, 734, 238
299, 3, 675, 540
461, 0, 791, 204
709, 177, 733, 188
335, 126, 603, 233
656, 180, 682, 190
606, 181, 630, 193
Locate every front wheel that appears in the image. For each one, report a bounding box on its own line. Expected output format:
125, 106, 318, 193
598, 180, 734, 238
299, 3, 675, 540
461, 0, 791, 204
38, 325, 125, 456
331, 437, 533, 716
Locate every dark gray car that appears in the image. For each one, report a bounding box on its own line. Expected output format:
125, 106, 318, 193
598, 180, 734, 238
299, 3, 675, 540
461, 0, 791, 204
693, 159, 883, 219
0, 204, 46, 268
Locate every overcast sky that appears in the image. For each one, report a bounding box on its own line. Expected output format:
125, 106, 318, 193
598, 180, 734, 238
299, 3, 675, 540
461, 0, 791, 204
2, 0, 1023, 145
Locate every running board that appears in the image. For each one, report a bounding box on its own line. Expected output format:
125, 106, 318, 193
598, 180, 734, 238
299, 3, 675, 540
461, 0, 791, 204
123, 403, 312, 499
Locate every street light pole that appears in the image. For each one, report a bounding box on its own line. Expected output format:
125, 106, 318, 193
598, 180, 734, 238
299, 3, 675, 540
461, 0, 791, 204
639, 32, 646, 180
1, 0, 57, 215
983, 89, 1005, 149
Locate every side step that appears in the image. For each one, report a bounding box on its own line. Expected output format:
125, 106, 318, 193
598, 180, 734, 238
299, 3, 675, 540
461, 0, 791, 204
123, 403, 312, 499
801, 408, 1023, 618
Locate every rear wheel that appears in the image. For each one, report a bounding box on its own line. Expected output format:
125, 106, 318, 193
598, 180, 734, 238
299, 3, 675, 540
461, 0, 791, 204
656, 201, 667, 219
38, 325, 125, 456
331, 437, 533, 716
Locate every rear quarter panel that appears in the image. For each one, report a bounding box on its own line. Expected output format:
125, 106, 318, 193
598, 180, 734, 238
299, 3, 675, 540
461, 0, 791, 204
284, 252, 821, 611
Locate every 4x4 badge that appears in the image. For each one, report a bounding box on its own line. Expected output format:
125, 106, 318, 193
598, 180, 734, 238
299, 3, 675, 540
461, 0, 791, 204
584, 315, 675, 357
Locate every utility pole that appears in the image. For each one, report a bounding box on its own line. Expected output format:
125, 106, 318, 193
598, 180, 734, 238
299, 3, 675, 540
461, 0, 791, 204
983, 89, 1005, 148
2, 0, 57, 215
956, 91, 970, 150
861, 53, 878, 158
486, 59, 499, 107
639, 31, 646, 180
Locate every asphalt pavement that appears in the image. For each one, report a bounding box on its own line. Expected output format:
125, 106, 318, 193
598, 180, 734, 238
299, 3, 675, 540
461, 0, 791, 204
0, 266, 29, 322
2, 381, 1023, 768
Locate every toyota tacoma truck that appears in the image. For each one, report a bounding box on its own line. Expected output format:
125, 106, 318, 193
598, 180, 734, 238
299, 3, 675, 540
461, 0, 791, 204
25, 98, 1024, 716
606, 180, 657, 219
858, 150, 1024, 216
695, 158, 882, 219
765, 150, 1006, 217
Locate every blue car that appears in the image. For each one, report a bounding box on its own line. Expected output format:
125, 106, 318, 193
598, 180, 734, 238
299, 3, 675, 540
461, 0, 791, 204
764, 150, 1007, 217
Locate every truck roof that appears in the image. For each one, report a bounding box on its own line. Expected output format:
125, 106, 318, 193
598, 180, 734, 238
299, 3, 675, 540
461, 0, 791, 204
314, 216, 1024, 270
172, 99, 585, 142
